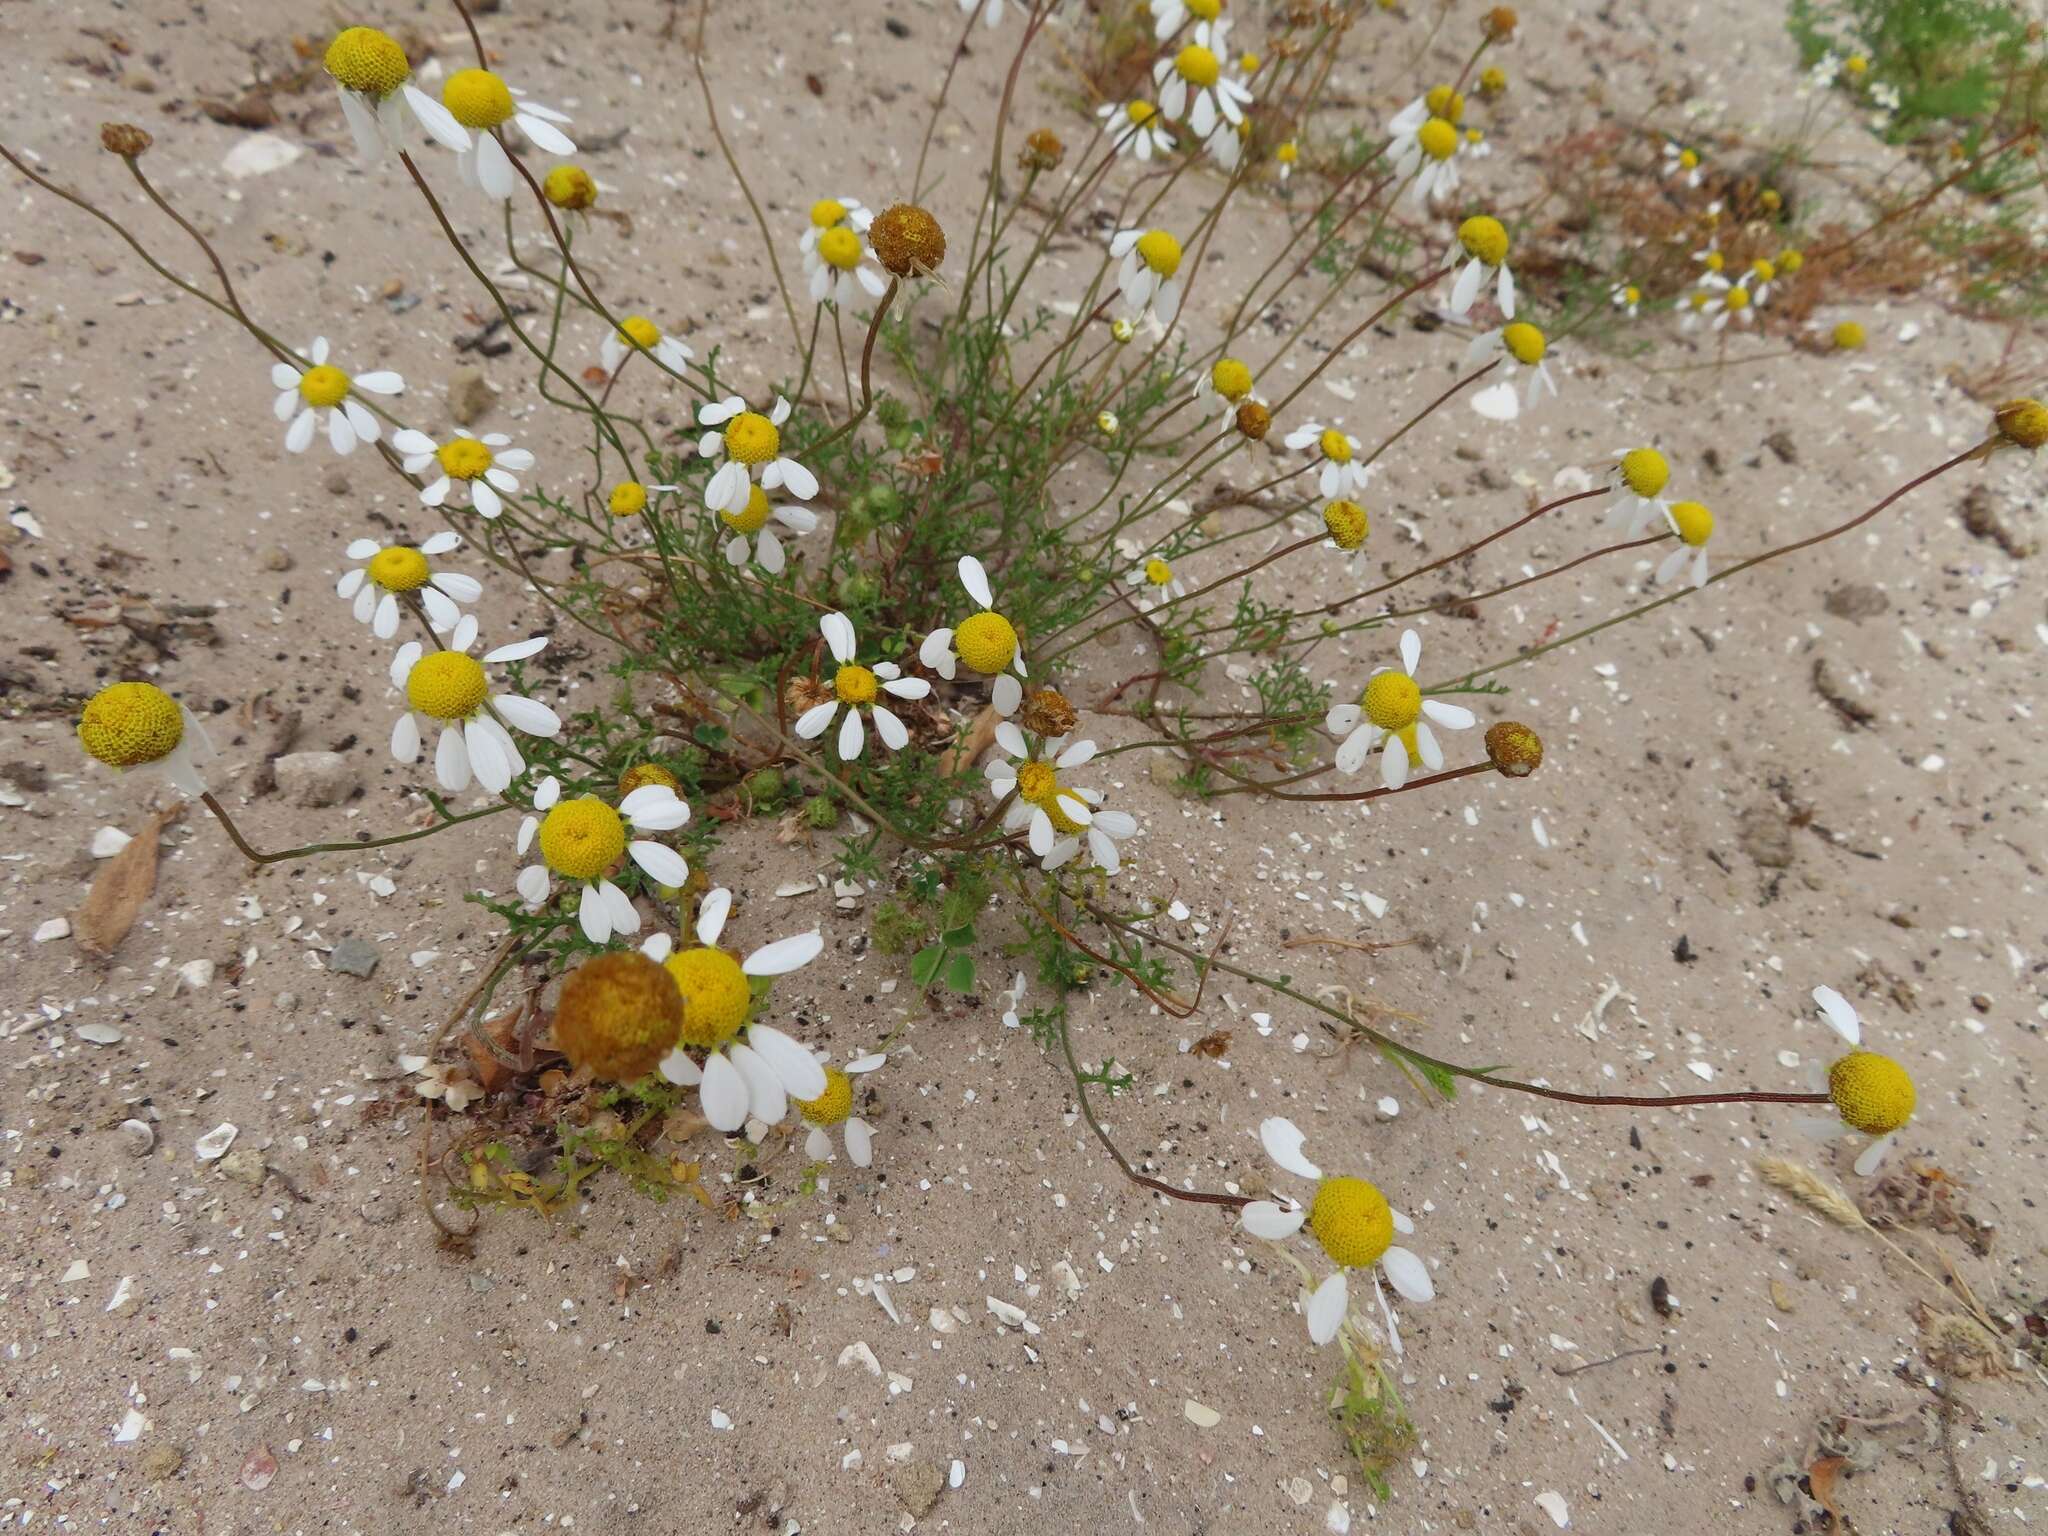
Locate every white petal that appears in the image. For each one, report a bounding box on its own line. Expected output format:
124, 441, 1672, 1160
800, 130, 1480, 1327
1241, 1200, 1306, 1240
727, 1043, 788, 1125
285, 407, 317, 453
756, 528, 785, 573
1854, 1132, 1895, 1177
871, 704, 909, 750
995, 720, 1028, 759
776, 458, 819, 499
659, 1048, 702, 1086
746, 1024, 828, 1100
419, 586, 460, 631
390, 711, 421, 765
806, 1126, 833, 1161
1421, 698, 1475, 730
1812, 987, 1862, 1045
470, 479, 504, 519
1381, 732, 1411, 790
1258, 1118, 1323, 1181
1380, 1246, 1434, 1303
622, 786, 689, 829
1055, 739, 1097, 769
820, 611, 857, 663
958, 555, 993, 610
700, 1051, 751, 1131
420, 530, 462, 555
1414, 719, 1443, 772
391, 428, 438, 457
353, 370, 404, 396
373, 591, 400, 639
475, 129, 517, 200
744, 931, 824, 977
696, 887, 732, 946
845, 1053, 887, 1074
517, 112, 576, 155
844, 1118, 874, 1167
1306, 1271, 1349, 1345
578, 884, 614, 944
432, 571, 483, 604
1334, 722, 1378, 775
534, 774, 562, 810
1326, 704, 1361, 734
881, 676, 930, 700
837, 706, 864, 761
405, 84, 472, 151
1028, 807, 1054, 857
795, 700, 840, 739
992, 673, 1022, 716
1399, 629, 1422, 676
493, 693, 562, 736
464, 718, 511, 793
435, 726, 470, 791
630, 841, 689, 887
1449, 257, 1483, 317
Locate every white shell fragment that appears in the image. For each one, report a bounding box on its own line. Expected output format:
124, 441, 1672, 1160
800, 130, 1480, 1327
194, 1123, 239, 1162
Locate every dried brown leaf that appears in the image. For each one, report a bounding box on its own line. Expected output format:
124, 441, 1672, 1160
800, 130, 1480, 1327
1807, 1455, 1847, 1524
74, 807, 177, 956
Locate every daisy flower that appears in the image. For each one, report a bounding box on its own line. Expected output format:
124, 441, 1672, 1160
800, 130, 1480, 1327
1601, 448, 1673, 535
1152, 21, 1254, 141
799, 196, 874, 261
697, 394, 818, 516
1463, 321, 1560, 410
513, 775, 690, 944
1740, 256, 1777, 307
1692, 276, 1756, 331
1654, 500, 1715, 590
270, 337, 403, 456
1805, 985, 1916, 1176
337, 531, 481, 639
1321, 498, 1370, 563
387, 616, 559, 794
441, 67, 576, 202
398, 1054, 484, 1112
1108, 228, 1186, 327
1128, 553, 1188, 607
920, 556, 1030, 715
796, 1051, 887, 1166
1325, 628, 1475, 789
713, 484, 818, 574
1275, 139, 1299, 181
1097, 100, 1177, 161
1061, 784, 1141, 874
1663, 141, 1703, 188
1243, 1117, 1435, 1347
1282, 420, 1373, 499
1388, 86, 1466, 205
646, 889, 828, 1133
1196, 355, 1259, 429
1150, 0, 1223, 40
600, 315, 694, 378
802, 202, 889, 308
1610, 280, 1642, 318
984, 722, 1099, 866
794, 611, 934, 761
321, 25, 470, 161
1447, 215, 1515, 320
392, 427, 533, 519
76, 681, 217, 800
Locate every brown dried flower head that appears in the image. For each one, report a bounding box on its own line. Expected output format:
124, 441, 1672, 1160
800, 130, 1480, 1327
552, 950, 684, 1083
1235, 400, 1272, 440
1482, 6, 1518, 38
100, 122, 154, 158
785, 674, 835, 718
1018, 687, 1079, 739
1019, 129, 1065, 172
869, 203, 947, 279
1485, 721, 1544, 778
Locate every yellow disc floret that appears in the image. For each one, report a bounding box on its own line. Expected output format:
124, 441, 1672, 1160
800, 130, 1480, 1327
367, 545, 431, 592
1424, 84, 1465, 123
722, 484, 773, 534
1723, 285, 1751, 313
324, 27, 411, 99
1308, 1176, 1395, 1269
1126, 100, 1158, 127
1479, 65, 1508, 95
298, 364, 351, 409
1144, 557, 1174, 587
1832, 320, 1867, 351
78, 681, 183, 768
553, 950, 683, 1083
1828, 1050, 1915, 1136
1362, 671, 1421, 732
1458, 215, 1509, 266
1679, 147, 1700, 170
1318, 427, 1353, 463
810, 197, 849, 228
1187, 0, 1223, 18
1484, 720, 1544, 778
1501, 321, 1546, 365
1276, 139, 1297, 165
1750, 258, 1777, 284
537, 797, 627, 881
1211, 357, 1253, 400
442, 68, 514, 130
1777, 248, 1804, 273
1135, 229, 1182, 277
798, 1066, 854, 1127
663, 946, 753, 1049
1702, 250, 1725, 273
405, 651, 489, 722
1014, 760, 1059, 807
543, 165, 597, 210
618, 762, 680, 797
1323, 499, 1368, 550
834, 664, 879, 706
1668, 500, 1714, 547
1619, 447, 1670, 499
1417, 117, 1459, 161
609, 481, 649, 518
437, 438, 494, 481
616, 315, 662, 353
723, 412, 780, 466
817, 225, 863, 271
1995, 398, 2048, 451
1174, 44, 1221, 88
954, 611, 1018, 675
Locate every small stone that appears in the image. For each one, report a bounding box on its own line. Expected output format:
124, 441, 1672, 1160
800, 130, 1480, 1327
76, 1022, 125, 1046
447, 366, 499, 426
220, 132, 302, 179
1823, 583, 1889, 622
120, 1119, 157, 1155
1735, 805, 1794, 869
327, 938, 381, 978
275, 991, 300, 1013
359, 1194, 402, 1226
34, 917, 70, 943
273, 750, 356, 808
887, 1460, 945, 1518
259, 545, 294, 572
219, 1148, 267, 1187
324, 470, 351, 496
175, 959, 216, 992
141, 1445, 184, 1480
91, 826, 133, 858
1762, 429, 1798, 465
194, 1123, 239, 1162
1183, 1399, 1222, 1428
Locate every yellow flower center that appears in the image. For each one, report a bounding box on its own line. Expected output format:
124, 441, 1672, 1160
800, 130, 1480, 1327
324, 27, 410, 99
1143, 558, 1174, 587
1126, 100, 1158, 126
405, 650, 489, 722
810, 197, 848, 228
1619, 447, 1669, 499
1277, 140, 1298, 164
1323, 499, 1368, 550
537, 797, 627, 881
723, 411, 780, 465
1833, 320, 1867, 351
1188, 0, 1223, 18
798, 1066, 855, 1128
955, 611, 1018, 675
721, 484, 773, 534
1416, 117, 1459, 161
1458, 214, 1508, 266
1318, 427, 1352, 463
1690, 291, 1712, 312
617, 315, 662, 352
663, 946, 752, 1049
1211, 357, 1253, 400
1308, 1176, 1394, 1269
1828, 1051, 1914, 1136
1240, 51, 1261, 74
1480, 65, 1507, 93
1996, 398, 2048, 450
442, 67, 515, 129
543, 165, 597, 210
1668, 500, 1714, 547
1778, 248, 1804, 273
1014, 760, 1059, 807
1501, 321, 1546, 365
1751, 258, 1776, 283
367, 545, 431, 592
817, 225, 863, 272
1703, 251, 1725, 273
1424, 84, 1465, 123
1465, 127, 1485, 145
834, 664, 879, 706
1845, 54, 1868, 76
78, 681, 183, 768
1362, 671, 1421, 732
1724, 285, 1751, 312
1623, 284, 1641, 304
1174, 44, 1221, 89
298, 363, 351, 409
1679, 147, 1700, 169
609, 481, 649, 518
1135, 229, 1182, 277
437, 438, 495, 481
618, 762, 680, 797
553, 951, 683, 1083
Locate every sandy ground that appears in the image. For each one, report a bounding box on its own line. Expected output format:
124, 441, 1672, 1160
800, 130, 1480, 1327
3, 0, 2045, 1532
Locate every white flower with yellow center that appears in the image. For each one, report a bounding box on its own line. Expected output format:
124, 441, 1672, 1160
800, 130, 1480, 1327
1654, 500, 1715, 590
697, 394, 818, 515
646, 888, 828, 1132
1325, 629, 1475, 788
1150, 0, 1223, 40
1463, 321, 1560, 415
1127, 553, 1187, 606
1196, 355, 1260, 429
76, 681, 217, 800
1602, 447, 1673, 535
1691, 273, 1756, 331
1663, 140, 1704, 188
794, 612, 933, 761
392, 427, 534, 520
800, 196, 873, 257
600, 315, 694, 378
1610, 279, 1642, 318
796, 1050, 887, 1166
1282, 421, 1373, 499
1801, 985, 1916, 1176
709, 484, 818, 575
984, 723, 1099, 865
920, 557, 1030, 714
799, 198, 888, 308
1388, 85, 1467, 205
1276, 139, 1298, 182
322, 26, 471, 162
1447, 215, 1516, 320
269, 337, 403, 456
1243, 1117, 1435, 1347
1097, 100, 1177, 161
513, 774, 691, 944
1152, 21, 1253, 141
1108, 227, 1187, 327
337, 531, 481, 639
440, 67, 576, 201
387, 615, 560, 793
